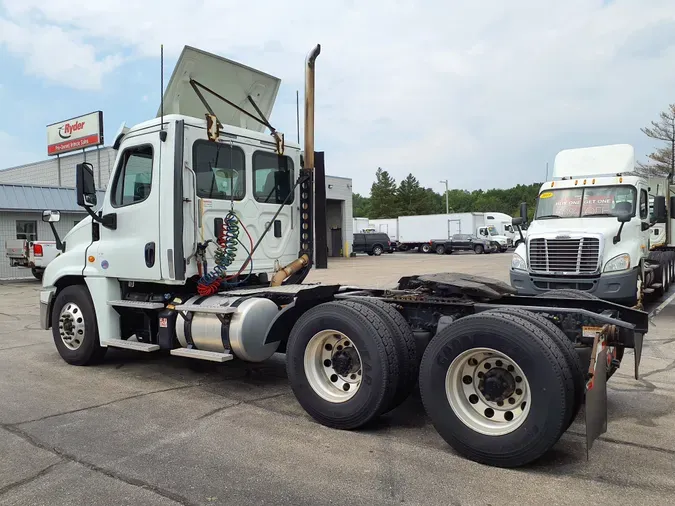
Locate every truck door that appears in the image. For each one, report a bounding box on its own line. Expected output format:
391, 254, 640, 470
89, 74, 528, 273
250, 149, 296, 264
91, 134, 162, 280
638, 185, 650, 251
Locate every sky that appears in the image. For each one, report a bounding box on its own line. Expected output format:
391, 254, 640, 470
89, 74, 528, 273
0, 0, 674, 195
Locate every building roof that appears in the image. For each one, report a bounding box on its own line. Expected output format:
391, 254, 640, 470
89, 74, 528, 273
0, 184, 105, 212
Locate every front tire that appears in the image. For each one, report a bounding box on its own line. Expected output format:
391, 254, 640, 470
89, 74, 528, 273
474, 244, 484, 254
286, 301, 400, 430
419, 312, 573, 468
51, 285, 107, 366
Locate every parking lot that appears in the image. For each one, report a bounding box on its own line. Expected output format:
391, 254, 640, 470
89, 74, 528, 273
1, 253, 675, 505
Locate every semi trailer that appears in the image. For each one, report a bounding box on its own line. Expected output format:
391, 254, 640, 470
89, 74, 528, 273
398, 212, 510, 252
510, 144, 675, 306
38, 45, 650, 468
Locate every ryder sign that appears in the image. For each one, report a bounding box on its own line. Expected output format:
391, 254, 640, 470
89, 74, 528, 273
47, 111, 104, 156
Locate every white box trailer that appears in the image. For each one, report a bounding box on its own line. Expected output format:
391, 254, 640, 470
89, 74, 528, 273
352, 217, 371, 233
398, 213, 509, 252
369, 218, 398, 242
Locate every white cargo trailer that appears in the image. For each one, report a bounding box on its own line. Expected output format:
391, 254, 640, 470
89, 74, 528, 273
398, 213, 509, 252
352, 217, 371, 233
369, 218, 398, 242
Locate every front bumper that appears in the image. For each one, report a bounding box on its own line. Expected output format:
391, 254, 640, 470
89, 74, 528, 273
509, 267, 639, 301
40, 287, 56, 330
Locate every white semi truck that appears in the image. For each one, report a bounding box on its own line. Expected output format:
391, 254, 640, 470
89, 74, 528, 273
510, 144, 675, 307
38, 45, 651, 468
398, 212, 510, 252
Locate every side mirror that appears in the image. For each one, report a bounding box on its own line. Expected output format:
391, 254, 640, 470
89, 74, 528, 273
42, 210, 61, 223
512, 217, 524, 226
654, 196, 667, 223
616, 212, 632, 223
520, 202, 528, 222
76, 162, 97, 208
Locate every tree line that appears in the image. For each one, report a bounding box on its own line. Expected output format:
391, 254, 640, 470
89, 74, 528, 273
354, 103, 675, 219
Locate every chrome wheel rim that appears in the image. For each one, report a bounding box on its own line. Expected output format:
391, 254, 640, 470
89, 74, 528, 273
304, 330, 362, 403
58, 302, 85, 351
446, 347, 531, 436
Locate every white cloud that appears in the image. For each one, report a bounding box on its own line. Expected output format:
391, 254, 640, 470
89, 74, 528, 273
1, 0, 675, 192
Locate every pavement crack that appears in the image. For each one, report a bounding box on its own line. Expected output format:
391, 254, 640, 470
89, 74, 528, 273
13, 384, 201, 426
0, 460, 65, 497
196, 392, 289, 421
196, 402, 242, 420
567, 430, 675, 456
0, 425, 195, 506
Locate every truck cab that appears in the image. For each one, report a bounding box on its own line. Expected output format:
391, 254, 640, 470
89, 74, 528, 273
510, 144, 654, 304
39, 46, 309, 345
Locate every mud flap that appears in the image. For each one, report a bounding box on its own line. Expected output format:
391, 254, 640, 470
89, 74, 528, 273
633, 332, 643, 380
585, 343, 608, 459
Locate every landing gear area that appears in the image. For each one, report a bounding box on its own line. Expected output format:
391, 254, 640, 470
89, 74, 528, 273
43, 273, 648, 468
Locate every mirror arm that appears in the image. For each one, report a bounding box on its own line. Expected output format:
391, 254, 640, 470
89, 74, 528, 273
613, 222, 625, 245
47, 222, 65, 252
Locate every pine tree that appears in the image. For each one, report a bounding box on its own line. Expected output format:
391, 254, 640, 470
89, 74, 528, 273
369, 167, 398, 218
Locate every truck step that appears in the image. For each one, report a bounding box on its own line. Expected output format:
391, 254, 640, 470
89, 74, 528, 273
173, 303, 237, 314
170, 348, 234, 362
108, 300, 165, 309
650, 283, 663, 289
101, 340, 160, 352
643, 288, 655, 294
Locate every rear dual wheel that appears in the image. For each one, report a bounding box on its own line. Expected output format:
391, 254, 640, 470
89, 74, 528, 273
419, 312, 575, 468
286, 299, 418, 430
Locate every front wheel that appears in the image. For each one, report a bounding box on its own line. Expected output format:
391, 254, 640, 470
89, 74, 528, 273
419, 312, 574, 468
474, 244, 484, 254
51, 285, 107, 366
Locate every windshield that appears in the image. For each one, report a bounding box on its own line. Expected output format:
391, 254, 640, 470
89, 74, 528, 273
487, 226, 499, 236
535, 185, 637, 220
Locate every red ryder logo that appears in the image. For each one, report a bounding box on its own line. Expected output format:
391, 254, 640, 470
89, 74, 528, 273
58, 121, 86, 139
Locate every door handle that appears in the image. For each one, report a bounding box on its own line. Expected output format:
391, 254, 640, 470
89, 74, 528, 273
145, 242, 156, 268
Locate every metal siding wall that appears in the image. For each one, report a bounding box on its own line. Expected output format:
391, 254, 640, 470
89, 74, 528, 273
0, 211, 84, 279
325, 176, 353, 254
0, 147, 116, 190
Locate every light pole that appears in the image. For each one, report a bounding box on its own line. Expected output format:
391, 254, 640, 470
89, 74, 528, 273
440, 179, 449, 214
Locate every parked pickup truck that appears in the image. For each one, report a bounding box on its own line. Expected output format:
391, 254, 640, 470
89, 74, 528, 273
5, 239, 59, 280
430, 233, 499, 255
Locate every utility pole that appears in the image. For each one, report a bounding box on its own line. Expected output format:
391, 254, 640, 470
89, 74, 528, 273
440, 179, 449, 214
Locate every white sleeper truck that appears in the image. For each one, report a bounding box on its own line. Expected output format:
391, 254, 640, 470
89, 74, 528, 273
39, 46, 651, 468
510, 144, 675, 307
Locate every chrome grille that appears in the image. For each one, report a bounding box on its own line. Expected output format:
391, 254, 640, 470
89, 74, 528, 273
529, 237, 600, 274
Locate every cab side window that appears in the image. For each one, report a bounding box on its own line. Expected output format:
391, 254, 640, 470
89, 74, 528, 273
640, 189, 648, 219
253, 151, 294, 204
111, 145, 154, 207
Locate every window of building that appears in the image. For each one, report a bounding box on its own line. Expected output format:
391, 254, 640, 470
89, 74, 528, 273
111, 145, 154, 208
193, 140, 245, 200
16, 220, 37, 241
640, 189, 648, 219
253, 151, 294, 204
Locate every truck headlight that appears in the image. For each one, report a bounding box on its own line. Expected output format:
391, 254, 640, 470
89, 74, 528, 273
604, 253, 630, 273
511, 253, 527, 271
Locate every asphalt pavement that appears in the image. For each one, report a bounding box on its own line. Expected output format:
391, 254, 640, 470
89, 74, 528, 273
1, 255, 674, 505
